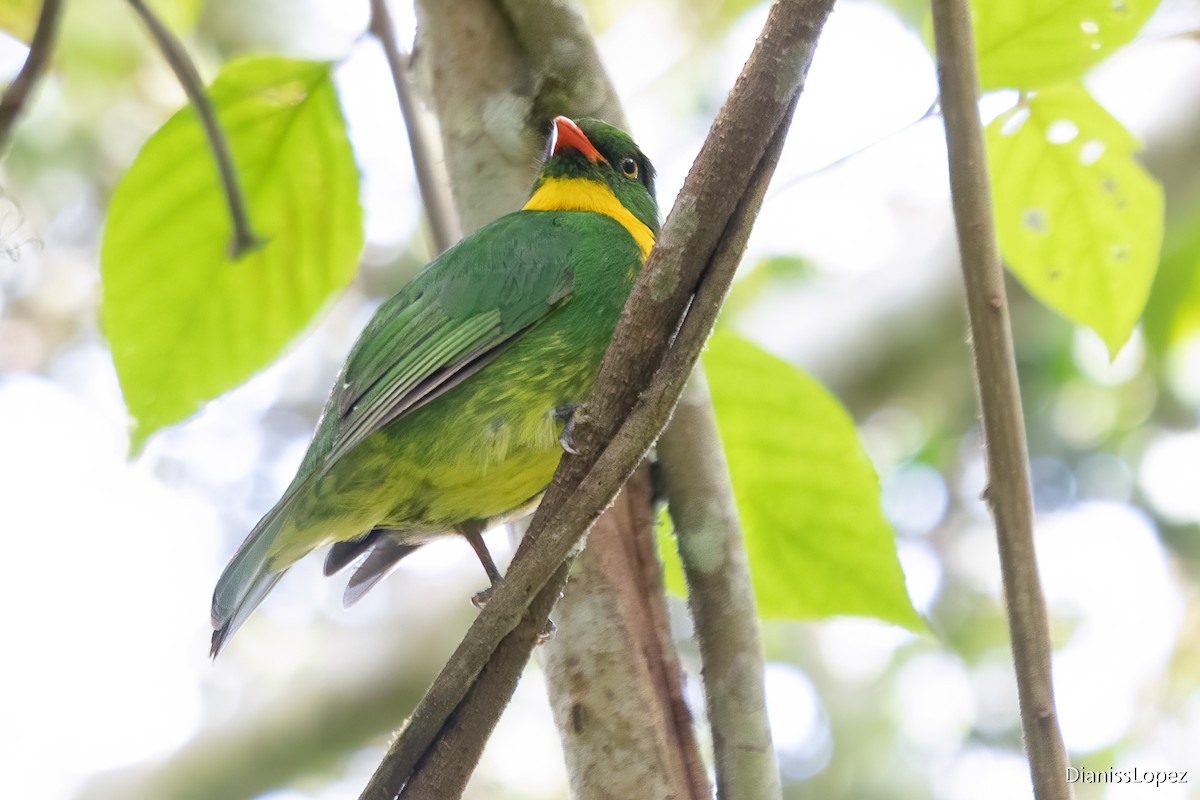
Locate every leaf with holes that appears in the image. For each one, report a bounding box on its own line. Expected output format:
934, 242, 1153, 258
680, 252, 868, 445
101, 57, 362, 451
987, 83, 1163, 355
678, 333, 924, 630
972, 0, 1159, 90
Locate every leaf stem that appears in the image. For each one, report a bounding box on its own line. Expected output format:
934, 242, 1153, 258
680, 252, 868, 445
929, 1, 1071, 797
126, 0, 261, 258
0, 0, 64, 152
367, 0, 461, 254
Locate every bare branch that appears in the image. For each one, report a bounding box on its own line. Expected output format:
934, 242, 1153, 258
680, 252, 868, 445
367, 0, 461, 253
357, 1, 834, 795
658, 374, 780, 800
126, 0, 261, 258
929, 1, 1071, 797
0, 0, 64, 152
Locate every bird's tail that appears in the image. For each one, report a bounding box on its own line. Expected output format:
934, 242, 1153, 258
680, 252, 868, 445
210, 502, 292, 657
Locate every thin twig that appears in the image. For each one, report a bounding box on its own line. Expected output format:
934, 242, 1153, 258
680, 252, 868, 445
357, 1, 834, 795
126, 0, 260, 258
0, 0, 64, 152
929, 1, 1071, 798
368, 0, 461, 253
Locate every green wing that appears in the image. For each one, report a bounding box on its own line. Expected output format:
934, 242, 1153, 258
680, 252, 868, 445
310, 211, 576, 474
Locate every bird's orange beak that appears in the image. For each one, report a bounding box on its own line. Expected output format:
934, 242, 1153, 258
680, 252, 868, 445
552, 116, 607, 164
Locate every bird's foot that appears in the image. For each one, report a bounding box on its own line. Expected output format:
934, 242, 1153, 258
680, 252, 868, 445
471, 586, 556, 644
553, 403, 584, 455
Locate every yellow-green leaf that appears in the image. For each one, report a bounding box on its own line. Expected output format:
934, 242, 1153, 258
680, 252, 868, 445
0, 0, 38, 42
1143, 211, 1200, 354
101, 57, 363, 450
0, 0, 199, 44
693, 333, 923, 630
987, 83, 1163, 355
973, 0, 1159, 90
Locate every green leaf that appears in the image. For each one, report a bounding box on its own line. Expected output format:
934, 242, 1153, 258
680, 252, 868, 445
0, 0, 200, 43
696, 332, 923, 630
1143, 210, 1200, 354
986, 83, 1163, 356
101, 56, 363, 450
0, 0, 38, 42
973, 0, 1159, 90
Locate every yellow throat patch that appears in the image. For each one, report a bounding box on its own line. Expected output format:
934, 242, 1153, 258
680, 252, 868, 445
523, 177, 655, 258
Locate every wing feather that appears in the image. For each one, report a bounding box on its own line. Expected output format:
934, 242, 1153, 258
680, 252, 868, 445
305, 212, 579, 479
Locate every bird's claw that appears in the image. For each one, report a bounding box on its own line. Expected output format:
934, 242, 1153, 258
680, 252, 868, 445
471, 586, 493, 609
536, 618, 557, 645
554, 403, 583, 455
471, 586, 556, 643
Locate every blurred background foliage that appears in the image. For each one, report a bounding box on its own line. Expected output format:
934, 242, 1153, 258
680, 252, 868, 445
1, 0, 1200, 799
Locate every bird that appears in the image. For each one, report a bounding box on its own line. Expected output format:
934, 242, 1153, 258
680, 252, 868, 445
210, 116, 658, 656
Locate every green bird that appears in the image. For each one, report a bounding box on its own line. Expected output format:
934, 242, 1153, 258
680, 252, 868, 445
210, 116, 658, 655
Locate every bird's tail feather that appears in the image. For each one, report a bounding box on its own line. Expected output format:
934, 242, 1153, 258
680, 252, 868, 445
210, 570, 285, 657
343, 536, 421, 607
210, 503, 291, 657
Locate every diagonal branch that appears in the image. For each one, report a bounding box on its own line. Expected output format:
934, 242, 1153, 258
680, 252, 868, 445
929, 1, 1071, 798
404, 4, 707, 799
395, 560, 573, 799
0, 0, 64, 152
367, 0, 461, 253
358, 1, 835, 796
126, 0, 261, 258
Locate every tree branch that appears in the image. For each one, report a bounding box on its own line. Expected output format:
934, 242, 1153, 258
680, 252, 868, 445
0, 0, 63, 152
367, 0, 461, 254
126, 0, 261, 258
658, 374, 780, 800
397, 560, 573, 799
929, 1, 1071, 798
358, 1, 834, 795
541, 467, 709, 799
404, 4, 707, 799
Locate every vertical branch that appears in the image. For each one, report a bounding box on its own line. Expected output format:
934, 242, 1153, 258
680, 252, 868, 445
367, 0, 461, 253
929, 1, 1071, 798
541, 468, 708, 800
0, 0, 64, 151
659, 377, 779, 800
126, 0, 260, 258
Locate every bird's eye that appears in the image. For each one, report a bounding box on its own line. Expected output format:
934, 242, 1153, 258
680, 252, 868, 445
620, 157, 638, 179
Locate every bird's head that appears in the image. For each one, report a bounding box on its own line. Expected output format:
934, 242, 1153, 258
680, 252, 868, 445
529, 116, 659, 240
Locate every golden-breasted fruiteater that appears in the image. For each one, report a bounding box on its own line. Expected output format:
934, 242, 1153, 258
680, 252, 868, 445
210, 117, 658, 655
